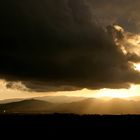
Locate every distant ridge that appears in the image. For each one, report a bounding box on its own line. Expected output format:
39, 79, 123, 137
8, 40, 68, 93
1, 98, 140, 114
0, 99, 54, 113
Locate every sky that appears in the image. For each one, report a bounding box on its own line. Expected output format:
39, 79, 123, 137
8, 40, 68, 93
1, 0, 140, 100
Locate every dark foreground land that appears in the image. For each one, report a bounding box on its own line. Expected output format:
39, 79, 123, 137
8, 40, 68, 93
1, 114, 140, 131
1, 114, 140, 138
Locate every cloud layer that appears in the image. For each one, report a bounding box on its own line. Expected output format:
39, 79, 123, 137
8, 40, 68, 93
0, 0, 140, 91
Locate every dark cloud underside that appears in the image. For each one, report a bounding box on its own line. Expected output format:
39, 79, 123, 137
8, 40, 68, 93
0, 0, 140, 91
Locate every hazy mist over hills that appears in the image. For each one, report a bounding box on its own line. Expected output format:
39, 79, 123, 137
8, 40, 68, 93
1, 96, 140, 114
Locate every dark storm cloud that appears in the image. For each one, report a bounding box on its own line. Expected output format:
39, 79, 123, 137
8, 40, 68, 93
89, 0, 140, 33
0, 0, 140, 91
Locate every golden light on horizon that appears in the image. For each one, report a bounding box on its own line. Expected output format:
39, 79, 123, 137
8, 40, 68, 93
51, 85, 140, 100
95, 85, 140, 99
0, 78, 140, 101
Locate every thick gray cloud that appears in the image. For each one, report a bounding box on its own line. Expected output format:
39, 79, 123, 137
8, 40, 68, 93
0, 0, 140, 91
89, 0, 140, 32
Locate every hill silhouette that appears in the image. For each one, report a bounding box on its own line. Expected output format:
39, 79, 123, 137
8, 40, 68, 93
0, 98, 25, 104
0, 99, 55, 113
1, 98, 140, 114
36, 95, 85, 103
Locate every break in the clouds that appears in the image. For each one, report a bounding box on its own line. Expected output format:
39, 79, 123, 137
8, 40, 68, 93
0, 0, 140, 91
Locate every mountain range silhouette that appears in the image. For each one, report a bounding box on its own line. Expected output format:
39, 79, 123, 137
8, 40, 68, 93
1, 97, 140, 114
